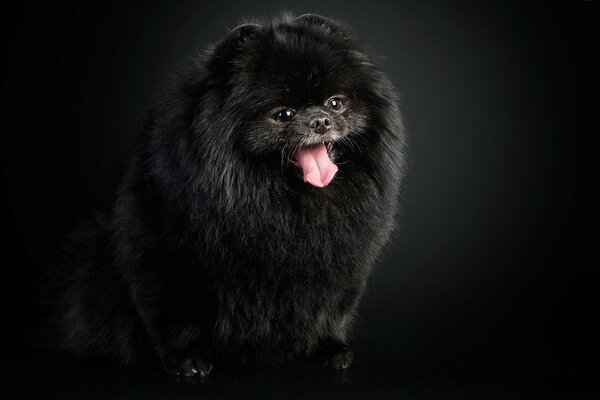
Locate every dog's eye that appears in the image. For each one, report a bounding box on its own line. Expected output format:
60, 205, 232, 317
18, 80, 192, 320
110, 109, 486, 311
275, 109, 295, 122
326, 97, 343, 111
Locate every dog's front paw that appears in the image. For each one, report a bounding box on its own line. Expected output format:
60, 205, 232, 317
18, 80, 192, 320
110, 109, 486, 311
324, 348, 353, 370
160, 352, 213, 377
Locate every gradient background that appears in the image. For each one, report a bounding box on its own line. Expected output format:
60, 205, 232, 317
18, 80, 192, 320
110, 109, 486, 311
1, 0, 599, 397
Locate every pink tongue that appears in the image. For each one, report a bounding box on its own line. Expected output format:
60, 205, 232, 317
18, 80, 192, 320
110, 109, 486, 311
294, 143, 338, 188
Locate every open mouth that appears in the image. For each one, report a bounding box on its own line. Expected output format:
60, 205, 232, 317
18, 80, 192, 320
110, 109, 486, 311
290, 141, 338, 188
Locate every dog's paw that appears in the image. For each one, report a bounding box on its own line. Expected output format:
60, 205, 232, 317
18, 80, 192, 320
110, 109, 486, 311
324, 348, 353, 370
161, 353, 213, 377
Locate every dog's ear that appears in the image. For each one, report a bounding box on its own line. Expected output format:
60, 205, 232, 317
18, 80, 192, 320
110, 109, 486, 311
228, 23, 263, 41
209, 23, 262, 69
295, 14, 349, 36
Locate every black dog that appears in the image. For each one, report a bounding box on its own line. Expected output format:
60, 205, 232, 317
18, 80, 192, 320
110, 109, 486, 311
43, 13, 406, 376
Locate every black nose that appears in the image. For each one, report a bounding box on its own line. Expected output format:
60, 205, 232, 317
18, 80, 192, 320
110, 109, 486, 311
308, 116, 332, 135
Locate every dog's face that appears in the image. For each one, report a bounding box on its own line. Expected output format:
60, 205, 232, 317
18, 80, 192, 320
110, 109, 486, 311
205, 15, 387, 188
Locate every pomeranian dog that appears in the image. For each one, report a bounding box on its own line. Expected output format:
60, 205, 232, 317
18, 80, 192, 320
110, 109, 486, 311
43, 13, 406, 376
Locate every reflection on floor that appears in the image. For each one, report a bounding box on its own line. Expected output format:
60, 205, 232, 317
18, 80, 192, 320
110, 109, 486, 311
1, 348, 595, 399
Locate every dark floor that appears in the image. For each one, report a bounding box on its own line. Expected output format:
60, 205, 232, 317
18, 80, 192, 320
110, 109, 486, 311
1, 334, 595, 400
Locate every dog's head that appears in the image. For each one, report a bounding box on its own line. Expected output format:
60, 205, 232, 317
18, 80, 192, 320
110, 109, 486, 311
193, 14, 401, 189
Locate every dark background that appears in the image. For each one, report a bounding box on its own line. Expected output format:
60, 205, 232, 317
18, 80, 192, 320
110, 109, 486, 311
1, 0, 599, 398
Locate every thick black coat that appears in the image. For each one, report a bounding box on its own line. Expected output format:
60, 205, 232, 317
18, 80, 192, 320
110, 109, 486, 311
45, 14, 406, 375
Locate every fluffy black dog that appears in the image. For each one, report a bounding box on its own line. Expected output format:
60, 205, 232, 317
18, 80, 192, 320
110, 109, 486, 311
44, 13, 406, 376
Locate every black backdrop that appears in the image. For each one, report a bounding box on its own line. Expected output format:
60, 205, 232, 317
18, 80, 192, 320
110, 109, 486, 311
1, 0, 599, 393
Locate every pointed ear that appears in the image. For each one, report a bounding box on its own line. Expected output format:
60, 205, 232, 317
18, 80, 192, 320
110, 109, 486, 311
295, 14, 349, 36
209, 23, 262, 68
228, 23, 263, 40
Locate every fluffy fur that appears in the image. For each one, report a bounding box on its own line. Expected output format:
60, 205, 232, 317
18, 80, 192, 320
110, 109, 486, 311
44, 13, 407, 376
